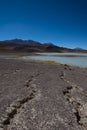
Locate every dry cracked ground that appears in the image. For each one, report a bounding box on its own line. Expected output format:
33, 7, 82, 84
0, 59, 87, 130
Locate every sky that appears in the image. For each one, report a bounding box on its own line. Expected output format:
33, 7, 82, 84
0, 0, 87, 49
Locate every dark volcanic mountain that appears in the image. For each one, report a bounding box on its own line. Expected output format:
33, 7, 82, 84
5, 39, 41, 45
0, 39, 87, 53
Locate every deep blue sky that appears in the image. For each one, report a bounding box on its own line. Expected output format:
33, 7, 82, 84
0, 0, 87, 49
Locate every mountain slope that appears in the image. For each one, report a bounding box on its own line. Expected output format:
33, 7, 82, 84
0, 39, 87, 53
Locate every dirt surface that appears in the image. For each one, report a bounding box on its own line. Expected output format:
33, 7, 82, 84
0, 58, 87, 130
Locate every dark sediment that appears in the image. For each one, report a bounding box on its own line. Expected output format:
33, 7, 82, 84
0, 58, 87, 130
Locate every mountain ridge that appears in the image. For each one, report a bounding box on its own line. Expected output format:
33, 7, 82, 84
0, 39, 87, 53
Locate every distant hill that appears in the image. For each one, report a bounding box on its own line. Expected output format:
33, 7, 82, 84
0, 39, 87, 53
74, 47, 85, 50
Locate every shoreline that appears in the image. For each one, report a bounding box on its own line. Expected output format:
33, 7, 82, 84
0, 52, 87, 68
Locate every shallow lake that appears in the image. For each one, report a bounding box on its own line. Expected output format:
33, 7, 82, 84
21, 53, 87, 68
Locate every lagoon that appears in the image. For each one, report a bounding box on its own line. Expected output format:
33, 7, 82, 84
22, 53, 87, 68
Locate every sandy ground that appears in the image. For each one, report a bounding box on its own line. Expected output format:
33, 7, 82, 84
0, 58, 87, 130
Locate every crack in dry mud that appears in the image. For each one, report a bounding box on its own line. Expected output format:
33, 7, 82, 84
60, 71, 87, 130
0, 72, 40, 130
63, 85, 81, 125
25, 75, 34, 87
25, 72, 41, 88
2, 93, 35, 128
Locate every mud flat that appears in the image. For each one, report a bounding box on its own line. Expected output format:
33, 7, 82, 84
0, 58, 87, 130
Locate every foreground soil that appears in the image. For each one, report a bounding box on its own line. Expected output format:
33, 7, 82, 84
0, 59, 87, 130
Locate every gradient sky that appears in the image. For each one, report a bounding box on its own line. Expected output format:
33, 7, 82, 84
0, 0, 87, 49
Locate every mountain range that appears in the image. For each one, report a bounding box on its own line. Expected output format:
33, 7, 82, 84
0, 39, 87, 53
